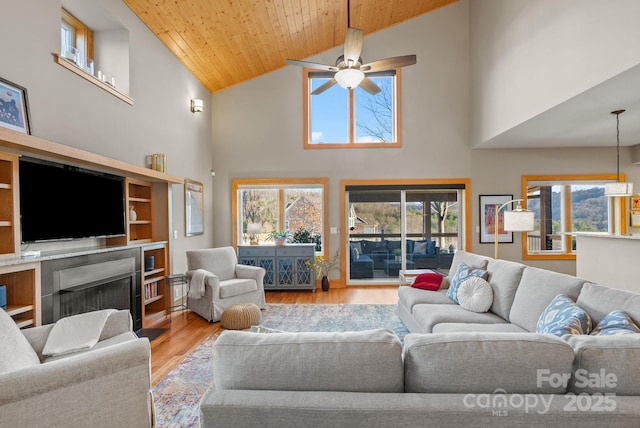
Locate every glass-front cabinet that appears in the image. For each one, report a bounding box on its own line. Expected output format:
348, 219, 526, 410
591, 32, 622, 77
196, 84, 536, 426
237, 244, 315, 291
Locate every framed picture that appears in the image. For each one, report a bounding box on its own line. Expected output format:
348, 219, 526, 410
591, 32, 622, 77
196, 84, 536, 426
631, 195, 640, 227
479, 194, 514, 244
0, 77, 30, 134
185, 179, 204, 236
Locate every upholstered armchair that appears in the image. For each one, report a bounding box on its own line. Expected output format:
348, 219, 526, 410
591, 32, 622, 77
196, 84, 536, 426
0, 309, 154, 428
186, 246, 266, 322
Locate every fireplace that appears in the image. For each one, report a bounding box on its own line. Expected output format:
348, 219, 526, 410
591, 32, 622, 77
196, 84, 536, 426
41, 249, 142, 330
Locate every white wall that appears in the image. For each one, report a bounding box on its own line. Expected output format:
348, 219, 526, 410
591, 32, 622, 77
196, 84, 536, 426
0, 0, 214, 274
470, 0, 640, 146
211, 2, 471, 263
211, 0, 640, 278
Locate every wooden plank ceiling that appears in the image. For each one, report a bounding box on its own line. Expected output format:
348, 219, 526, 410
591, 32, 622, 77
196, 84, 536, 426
124, 0, 458, 93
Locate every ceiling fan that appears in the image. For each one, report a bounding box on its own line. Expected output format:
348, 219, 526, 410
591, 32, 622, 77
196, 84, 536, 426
285, 0, 417, 95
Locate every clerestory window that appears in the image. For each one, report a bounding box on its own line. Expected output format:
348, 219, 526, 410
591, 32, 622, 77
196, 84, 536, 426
304, 69, 402, 148
61, 9, 94, 75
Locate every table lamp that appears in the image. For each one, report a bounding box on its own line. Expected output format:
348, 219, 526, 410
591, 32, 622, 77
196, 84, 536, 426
247, 223, 262, 245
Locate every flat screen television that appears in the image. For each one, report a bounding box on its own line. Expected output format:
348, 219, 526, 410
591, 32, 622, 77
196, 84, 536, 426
19, 157, 126, 243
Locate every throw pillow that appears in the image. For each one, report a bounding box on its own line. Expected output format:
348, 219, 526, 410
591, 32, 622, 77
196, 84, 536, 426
457, 277, 494, 313
590, 310, 640, 336
446, 262, 489, 304
427, 240, 436, 255
411, 272, 444, 291
536, 294, 592, 336
42, 309, 115, 357
413, 241, 428, 254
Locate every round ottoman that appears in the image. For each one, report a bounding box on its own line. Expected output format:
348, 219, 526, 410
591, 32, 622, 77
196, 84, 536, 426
220, 303, 261, 330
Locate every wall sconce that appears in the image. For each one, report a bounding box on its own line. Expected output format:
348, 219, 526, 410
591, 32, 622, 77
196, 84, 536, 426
191, 98, 203, 113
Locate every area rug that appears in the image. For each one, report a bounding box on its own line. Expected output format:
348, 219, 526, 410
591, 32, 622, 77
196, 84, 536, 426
153, 303, 408, 428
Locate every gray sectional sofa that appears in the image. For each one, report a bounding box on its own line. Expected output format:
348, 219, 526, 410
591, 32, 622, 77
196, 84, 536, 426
199, 251, 640, 427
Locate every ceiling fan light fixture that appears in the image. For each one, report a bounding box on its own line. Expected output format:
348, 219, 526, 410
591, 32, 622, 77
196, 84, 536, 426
335, 68, 364, 90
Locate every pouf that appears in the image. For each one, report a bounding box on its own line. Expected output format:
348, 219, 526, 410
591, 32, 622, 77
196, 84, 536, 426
221, 303, 261, 330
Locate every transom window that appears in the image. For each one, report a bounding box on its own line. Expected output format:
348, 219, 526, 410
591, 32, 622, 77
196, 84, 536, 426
232, 178, 328, 255
522, 174, 626, 259
303, 69, 401, 148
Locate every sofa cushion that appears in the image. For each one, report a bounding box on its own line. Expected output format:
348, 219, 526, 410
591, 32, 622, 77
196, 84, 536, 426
213, 329, 404, 393
536, 294, 592, 336
564, 334, 640, 395
444, 251, 490, 289
398, 287, 456, 311
411, 272, 444, 291
576, 282, 640, 326
403, 332, 574, 394
219, 278, 258, 298
509, 267, 585, 332
590, 310, 640, 336
486, 258, 526, 321
433, 322, 528, 333
446, 262, 488, 303
411, 303, 507, 333
457, 277, 493, 313
0, 307, 41, 373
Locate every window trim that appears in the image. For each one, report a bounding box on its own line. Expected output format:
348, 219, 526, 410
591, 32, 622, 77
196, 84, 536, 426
302, 68, 403, 149
231, 178, 330, 259
521, 174, 627, 260
62, 8, 94, 61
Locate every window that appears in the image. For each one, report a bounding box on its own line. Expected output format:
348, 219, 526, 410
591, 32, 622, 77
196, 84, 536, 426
303, 69, 402, 148
232, 178, 328, 254
61, 9, 94, 73
522, 174, 627, 259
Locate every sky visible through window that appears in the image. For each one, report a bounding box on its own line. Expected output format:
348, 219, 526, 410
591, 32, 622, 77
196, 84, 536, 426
310, 76, 393, 143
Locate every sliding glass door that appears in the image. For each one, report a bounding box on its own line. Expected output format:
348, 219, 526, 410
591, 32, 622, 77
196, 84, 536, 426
345, 182, 467, 284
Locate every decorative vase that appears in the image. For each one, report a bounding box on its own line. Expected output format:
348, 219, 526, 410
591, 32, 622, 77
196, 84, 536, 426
129, 206, 137, 222
275, 237, 286, 247
321, 275, 330, 292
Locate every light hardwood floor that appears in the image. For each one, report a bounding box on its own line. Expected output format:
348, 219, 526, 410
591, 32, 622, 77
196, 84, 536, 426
149, 286, 399, 386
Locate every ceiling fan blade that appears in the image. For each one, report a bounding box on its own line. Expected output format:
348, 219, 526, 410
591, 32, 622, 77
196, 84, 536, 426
359, 77, 381, 95
343, 28, 364, 65
311, 78, 338, 95
360, 55, 417, 73
286, 59, 338, 72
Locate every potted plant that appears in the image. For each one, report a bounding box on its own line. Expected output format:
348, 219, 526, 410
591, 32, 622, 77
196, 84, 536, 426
270, 230, 288, 246
392, 248, 402, 261
306, 250, 340, 291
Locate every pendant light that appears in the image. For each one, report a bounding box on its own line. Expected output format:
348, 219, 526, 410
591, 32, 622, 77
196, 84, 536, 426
604, 109, 634, 197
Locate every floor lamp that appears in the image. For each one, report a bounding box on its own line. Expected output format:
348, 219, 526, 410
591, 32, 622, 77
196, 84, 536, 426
494, 199, 535, 259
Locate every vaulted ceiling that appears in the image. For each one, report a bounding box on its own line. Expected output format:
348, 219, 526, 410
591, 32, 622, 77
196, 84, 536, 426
123, 0, 458, 93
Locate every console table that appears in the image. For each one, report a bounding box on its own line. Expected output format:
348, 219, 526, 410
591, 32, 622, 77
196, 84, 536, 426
237, 244, 315, 291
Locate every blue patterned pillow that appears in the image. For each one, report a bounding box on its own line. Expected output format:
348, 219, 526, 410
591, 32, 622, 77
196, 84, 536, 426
446, 262, 489, 304
536, 294, 592, 336
590, 310, 640, 336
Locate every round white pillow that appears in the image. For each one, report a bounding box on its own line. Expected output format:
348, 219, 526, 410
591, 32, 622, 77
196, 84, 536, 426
457, 277, 493, 313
